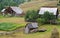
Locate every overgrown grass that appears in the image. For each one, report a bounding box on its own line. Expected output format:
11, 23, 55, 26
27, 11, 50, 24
0, 24, 60, 38
0, 22, 25, 31
0, 15, 24, 18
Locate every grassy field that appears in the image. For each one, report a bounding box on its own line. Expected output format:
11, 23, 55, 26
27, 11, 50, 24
0, 17, 60, 38
0, 15, 27, 24
0, 22, 25, 31
19, 0, 57, 13
0, 25, 60, 38
0, 0, 60, 38
0, 16, 60, 38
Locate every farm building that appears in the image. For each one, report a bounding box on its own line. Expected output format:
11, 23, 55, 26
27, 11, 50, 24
39, 6, 59, 18
1, 6, 24, 16
24, 22, 38, 34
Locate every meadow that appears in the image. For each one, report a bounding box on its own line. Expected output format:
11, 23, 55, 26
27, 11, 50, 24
0, 24, 60, 38
0, 22, 25, 31
0, 15, 59, 38
0, 0, 60, 38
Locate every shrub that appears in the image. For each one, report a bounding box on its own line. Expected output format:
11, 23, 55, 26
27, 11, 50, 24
41, 11, 56, 24
51, 28, 59, 38
37, 11, 56, 24
36, 18, 45, 24
25, 10, 39, 22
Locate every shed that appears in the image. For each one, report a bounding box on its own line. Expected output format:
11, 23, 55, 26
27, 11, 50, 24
1, 6, 24, 16
24, 22, 38, 34
39, 7, 59, 18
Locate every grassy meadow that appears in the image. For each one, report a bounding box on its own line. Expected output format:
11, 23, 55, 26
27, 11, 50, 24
0, 15, 59, 38
0, 0, 60, 38
0, 22, 25, 31
19, 0, 57, 13
0, 24, 60, 38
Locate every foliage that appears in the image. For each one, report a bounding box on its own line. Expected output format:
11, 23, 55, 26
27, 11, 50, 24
42, 11, 56, 23
25, 10, 39, 22
36, 18, 45, 24
0, 0, 31, 11
0, 22, 24, 31
37, 11, 56, 24
51, 28, 59, 38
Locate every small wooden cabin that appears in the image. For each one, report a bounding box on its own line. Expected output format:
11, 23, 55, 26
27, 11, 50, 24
24, 22, 38, 34
39, 6, 59, 18
1, 6, 24, 16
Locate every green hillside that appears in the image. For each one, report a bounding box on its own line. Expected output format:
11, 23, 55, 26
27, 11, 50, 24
19, 0, 58, 13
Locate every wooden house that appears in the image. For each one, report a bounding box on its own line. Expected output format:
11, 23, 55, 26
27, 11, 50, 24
39, 6, 59, 18
1, 6, 24, 16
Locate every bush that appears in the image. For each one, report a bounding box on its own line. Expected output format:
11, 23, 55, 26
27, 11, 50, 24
37, 11, 56, 24
25, 10, 39, 22
36, 18, 45, 24
51, 28, 59, 38
42, 11, 56, 23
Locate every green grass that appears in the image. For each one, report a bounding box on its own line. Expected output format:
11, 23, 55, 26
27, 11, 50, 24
0, 22, 25, 31
0, 22, 60, 38
0, 15, 24, 18
23, 24, 60, 38
0, 24, 60, 38
15, 24, 60, 38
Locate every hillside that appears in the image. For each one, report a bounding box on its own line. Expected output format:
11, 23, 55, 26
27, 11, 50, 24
19, 0, 58, 13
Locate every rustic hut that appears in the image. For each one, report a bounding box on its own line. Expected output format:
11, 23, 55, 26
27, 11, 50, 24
39, 6, 59, 18
1, 6, 24, 16
24, 22, 38, 34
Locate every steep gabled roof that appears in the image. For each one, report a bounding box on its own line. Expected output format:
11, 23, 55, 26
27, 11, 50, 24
1, 7, 23, 14
11, 7, 23, 14
39, 7, 58, 15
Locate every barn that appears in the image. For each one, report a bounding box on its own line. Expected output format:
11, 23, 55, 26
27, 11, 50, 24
1, 6, 24, 16
39, 6, 59, 18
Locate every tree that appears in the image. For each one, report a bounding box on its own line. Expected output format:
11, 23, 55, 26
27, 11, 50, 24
42, 11, 56, 23
25, 10, 39, 22
37, 11, 56, 24
0, 0, 27, 11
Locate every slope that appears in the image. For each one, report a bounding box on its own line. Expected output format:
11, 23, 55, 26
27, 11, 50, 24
19, 0, 58, 13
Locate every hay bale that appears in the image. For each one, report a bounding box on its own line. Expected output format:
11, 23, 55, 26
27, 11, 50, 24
51, 28, 59, 38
